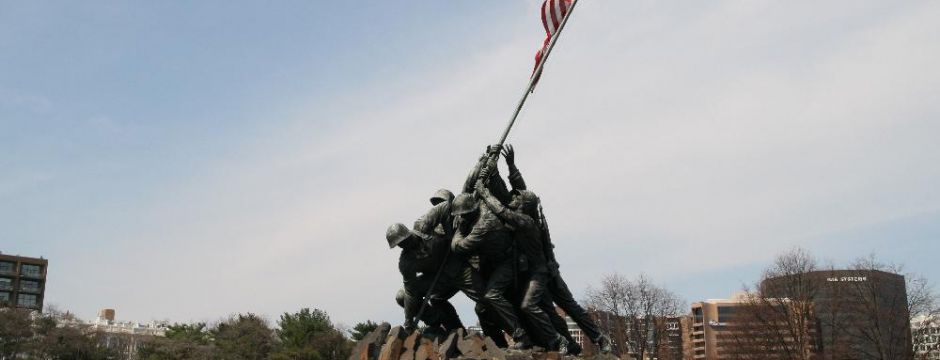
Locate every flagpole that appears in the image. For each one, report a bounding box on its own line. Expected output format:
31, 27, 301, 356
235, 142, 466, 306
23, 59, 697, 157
414, 2, 582, 331
496, 0, 580, 148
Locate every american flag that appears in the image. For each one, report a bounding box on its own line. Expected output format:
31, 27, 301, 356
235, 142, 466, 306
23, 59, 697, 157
532, 0, 574, 86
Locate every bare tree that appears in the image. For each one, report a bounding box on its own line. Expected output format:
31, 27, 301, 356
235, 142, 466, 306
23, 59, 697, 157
908, 273, 940, 360
907, 273, 938, 325
585, 273, 631, 357
585, 272, 685, 360
727, 247, 820, 360
839, 255, 917, 360
646, 285, 685, 360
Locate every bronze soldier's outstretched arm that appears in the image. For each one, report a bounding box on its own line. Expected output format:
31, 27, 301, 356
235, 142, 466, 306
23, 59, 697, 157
462, 153, 488, 194
451, 218, 491, 255
465, 145, 514, 203
503, 144, 527, 191
475, 179, 536, 231
414, 201, 452, 238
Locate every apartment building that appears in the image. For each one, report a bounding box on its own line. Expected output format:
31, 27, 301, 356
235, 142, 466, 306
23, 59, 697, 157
0, 252, 48, 311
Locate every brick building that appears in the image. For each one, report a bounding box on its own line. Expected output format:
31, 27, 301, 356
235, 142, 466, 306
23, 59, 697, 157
0, 253, 48, 311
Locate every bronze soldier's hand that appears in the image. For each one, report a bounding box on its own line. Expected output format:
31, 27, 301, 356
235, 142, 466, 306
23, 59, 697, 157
474, 179, 486, 193
486, 144, 502, 156
478, 166, 491, 181
502, 144, 515, 167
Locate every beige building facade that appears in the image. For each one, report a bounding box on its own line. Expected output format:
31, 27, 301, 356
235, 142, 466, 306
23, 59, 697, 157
690, 295, 746, 360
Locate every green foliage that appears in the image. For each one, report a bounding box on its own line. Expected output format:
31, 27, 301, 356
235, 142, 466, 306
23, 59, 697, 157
277, 308, 334, 348
1, 306, 358, 360
137, 322, 213, 360
165, 322, 211, 345
137, 336, 214, 360
348, 321, 379, 341
307, 329, 352, 360
274, 308, 353, 360
213, 313, 277, 360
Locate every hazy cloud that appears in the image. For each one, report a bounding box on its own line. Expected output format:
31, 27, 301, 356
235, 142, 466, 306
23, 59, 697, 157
6, 1, 939, 325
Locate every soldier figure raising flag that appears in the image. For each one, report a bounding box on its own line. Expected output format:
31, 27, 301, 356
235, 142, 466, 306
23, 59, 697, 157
383, 0, 612, 354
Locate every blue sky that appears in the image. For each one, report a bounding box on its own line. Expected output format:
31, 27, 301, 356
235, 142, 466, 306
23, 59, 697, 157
2, 1, 938, 327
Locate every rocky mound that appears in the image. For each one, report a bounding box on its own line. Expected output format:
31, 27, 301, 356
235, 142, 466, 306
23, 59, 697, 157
349, 323, 617, 360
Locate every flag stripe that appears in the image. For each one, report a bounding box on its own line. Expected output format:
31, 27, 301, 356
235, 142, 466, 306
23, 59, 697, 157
544, 2, 553, 35
545, 0, 557, 35
533, 0, 572, 80
551, 0, 563, 32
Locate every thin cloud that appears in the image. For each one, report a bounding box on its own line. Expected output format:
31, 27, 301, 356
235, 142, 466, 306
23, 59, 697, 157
28, 1, 940, 325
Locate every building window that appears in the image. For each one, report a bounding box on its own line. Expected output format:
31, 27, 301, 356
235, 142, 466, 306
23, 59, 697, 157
0, 292, 9, 303
0, 262, 13, 274
718, 306, 736, 322
0, 278, 11, 290
21, 264, 42, 277
17, 294, 37, 307
21, 280, 40, 291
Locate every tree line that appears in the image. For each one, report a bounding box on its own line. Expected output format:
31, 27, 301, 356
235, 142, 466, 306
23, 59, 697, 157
580, 249, 939, 360
0, 307, 379, 360
3, 249, 934, 360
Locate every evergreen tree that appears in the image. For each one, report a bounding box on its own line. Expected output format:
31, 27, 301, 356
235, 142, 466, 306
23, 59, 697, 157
348, 321, 379, 341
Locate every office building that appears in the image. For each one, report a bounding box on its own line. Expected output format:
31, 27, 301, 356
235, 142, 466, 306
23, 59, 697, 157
689, 292, 818, 360
690, 294, 748, 360
762, 269, 913, 359
662, 316, 691, 360
0, 252, 48, 311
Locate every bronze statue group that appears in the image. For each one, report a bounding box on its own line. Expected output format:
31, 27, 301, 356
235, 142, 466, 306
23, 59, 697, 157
386, 145, 612, 355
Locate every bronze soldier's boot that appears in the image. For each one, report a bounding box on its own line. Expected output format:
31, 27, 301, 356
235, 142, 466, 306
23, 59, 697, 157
508, 335, 534, 350
508, 328, 536, 350
594, 334, 612, 354
566, 340, 582, 355
553, 335, 569, 355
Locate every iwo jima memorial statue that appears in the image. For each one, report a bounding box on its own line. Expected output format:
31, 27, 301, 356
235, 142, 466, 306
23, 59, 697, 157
350, 1, 617, 359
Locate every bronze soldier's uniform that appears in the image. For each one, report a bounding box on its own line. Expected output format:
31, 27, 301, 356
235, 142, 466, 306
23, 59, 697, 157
473, 153, 579, 348
478, 183, 565, 349
395, 226, 463, 332
413, 196, 505, 343
451, 200, 529, 342
415, 200, 455, 239
498, 156, 608, 351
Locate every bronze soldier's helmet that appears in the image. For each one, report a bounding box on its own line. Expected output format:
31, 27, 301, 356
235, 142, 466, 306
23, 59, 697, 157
513, 190, 541, 214
386, 223, 412, 249
451, 193, 479, 216
430, 189, 455, 206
